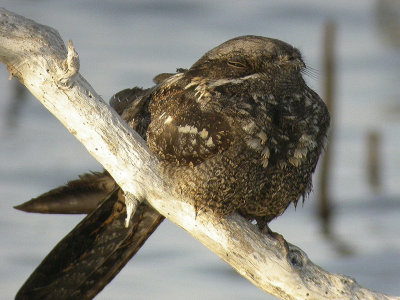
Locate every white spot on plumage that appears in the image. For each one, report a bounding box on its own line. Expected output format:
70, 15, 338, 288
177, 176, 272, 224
299, 134, 317, 149
208, 78, 236, 88
185, 82, 196, 89
252, 93, 259, 102
268, 94, 277, 105
294, 147, 307, 159
242, 73, 262, 80
262, 147, 270, 158
164, 72, 184, 86
199, 128, 208, 139
164, 116, 173, 124
278, 161, 288, 168
206, 137, 215, 147
261, 147, 270, 168
243, 121, 256, 133
178, 125, 198, 134
241, 103, 253, 110
294, 93, 302, 100
208, 74, 261, 89
184, 77, 202, 90
257, 131, 268, 144
246, 138, 262, 151
289, 157, 302, 167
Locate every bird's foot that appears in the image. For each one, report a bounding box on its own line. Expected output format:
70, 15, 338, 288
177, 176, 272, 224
259, 223, 289, 255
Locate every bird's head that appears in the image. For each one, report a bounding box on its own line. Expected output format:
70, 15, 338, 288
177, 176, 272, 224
188, 35, 306, 80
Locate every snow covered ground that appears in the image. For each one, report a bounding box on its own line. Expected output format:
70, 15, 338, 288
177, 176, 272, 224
1, 0, 400, 299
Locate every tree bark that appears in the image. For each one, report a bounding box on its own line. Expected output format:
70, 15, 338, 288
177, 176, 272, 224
0, 7, 398, 300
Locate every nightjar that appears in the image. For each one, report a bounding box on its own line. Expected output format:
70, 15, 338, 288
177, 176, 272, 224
115, 35, 330, 224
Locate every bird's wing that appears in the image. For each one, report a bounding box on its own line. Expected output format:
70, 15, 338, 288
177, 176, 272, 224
147, 80, 284, 169
109, 87, 148, 115
147, 87, 234, 166
16, 190, 164, 300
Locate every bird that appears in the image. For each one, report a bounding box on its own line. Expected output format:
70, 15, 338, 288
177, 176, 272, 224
15, 35, 330, 299
144, 35, 330, 226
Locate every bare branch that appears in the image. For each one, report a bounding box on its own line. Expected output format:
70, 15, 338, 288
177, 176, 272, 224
0, 7, 398, 300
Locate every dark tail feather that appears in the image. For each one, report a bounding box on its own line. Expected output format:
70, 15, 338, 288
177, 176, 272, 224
16, 189, 164, 300
14, 171, 117, 214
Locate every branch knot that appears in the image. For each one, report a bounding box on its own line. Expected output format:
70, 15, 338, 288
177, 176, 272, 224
57, 40, 79, 88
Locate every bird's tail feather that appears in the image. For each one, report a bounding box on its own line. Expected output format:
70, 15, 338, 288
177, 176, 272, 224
16, 188, 164, 300
14, 171, 117, 214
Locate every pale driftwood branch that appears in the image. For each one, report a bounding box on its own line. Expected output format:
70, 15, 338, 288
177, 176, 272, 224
0, 7, 397, 300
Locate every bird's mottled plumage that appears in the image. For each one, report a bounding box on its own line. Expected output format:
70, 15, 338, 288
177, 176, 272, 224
116, 35, 329, 223
16, 35, 329, 298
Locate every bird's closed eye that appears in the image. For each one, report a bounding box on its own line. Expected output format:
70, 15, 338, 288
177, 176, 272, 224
227, 60, 247, 69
